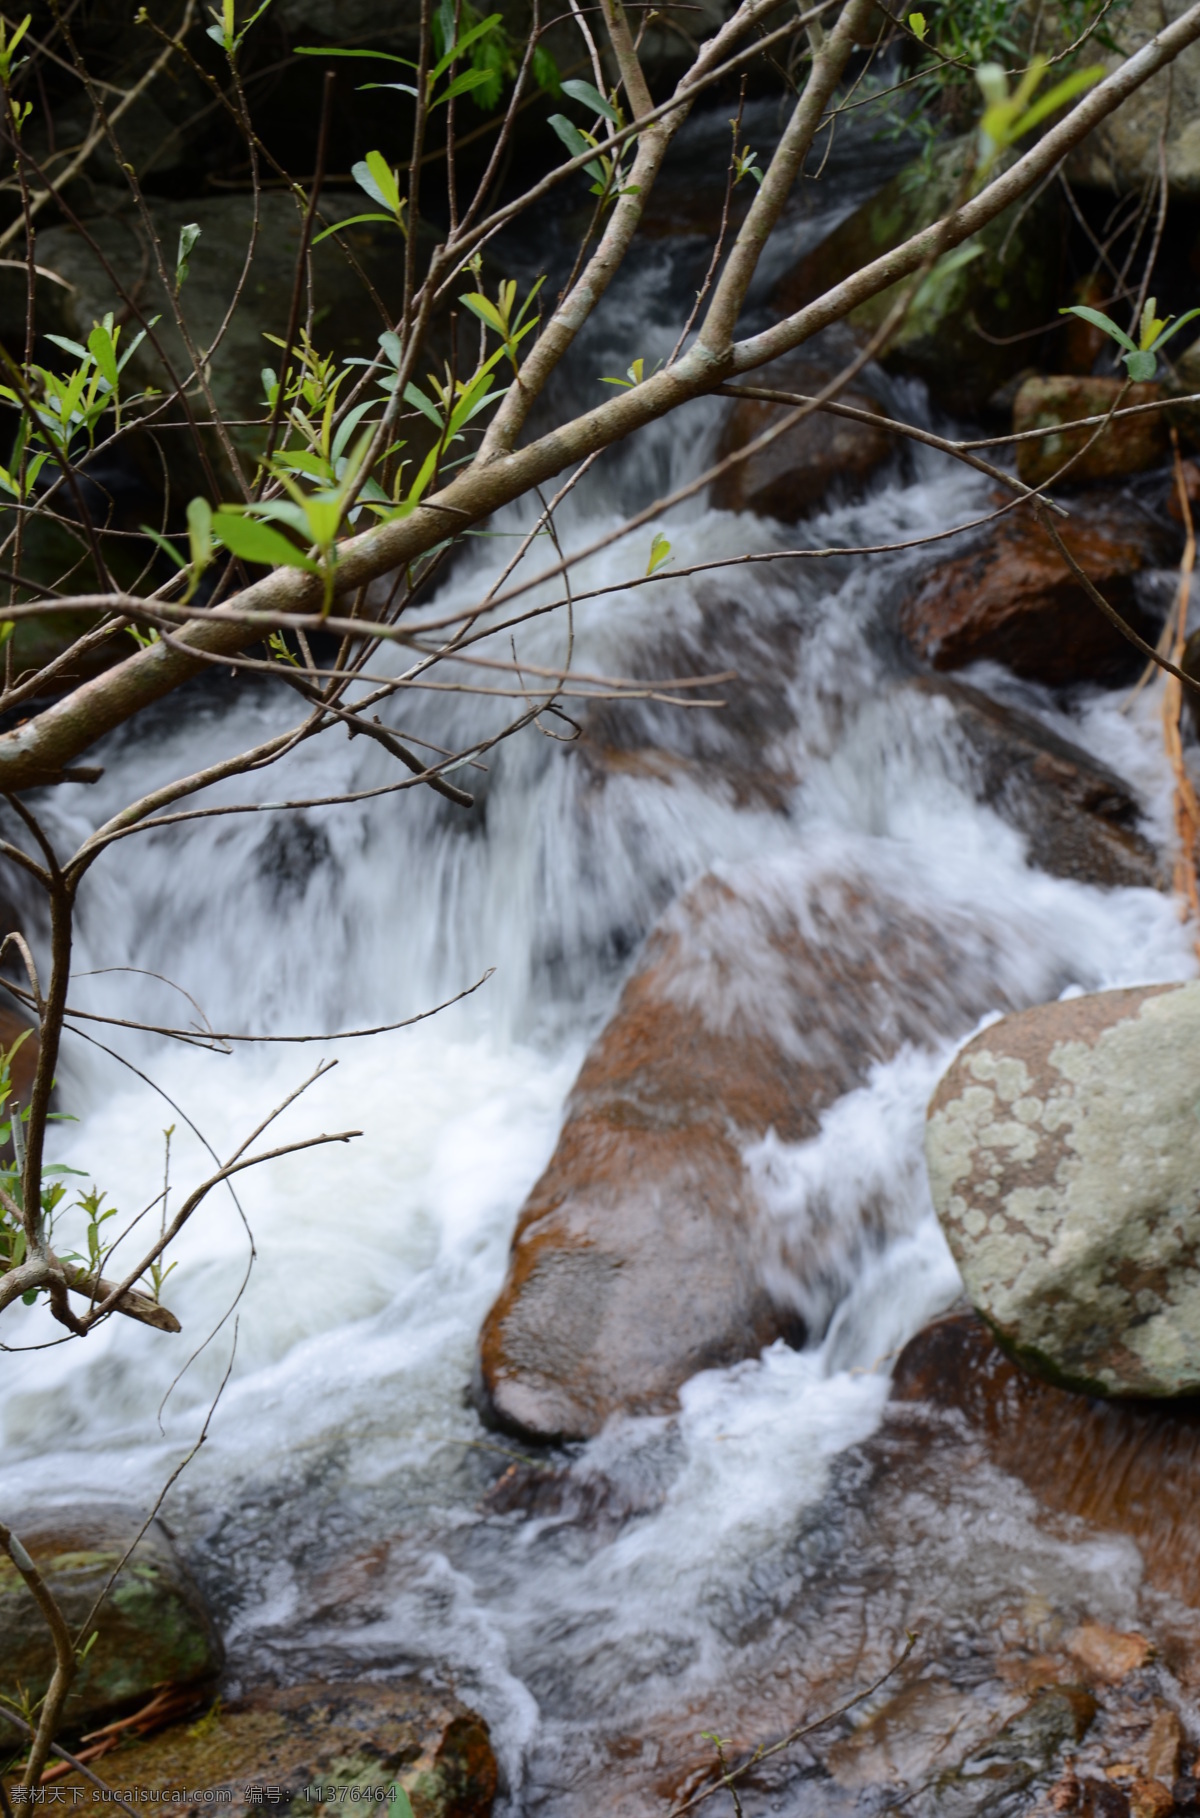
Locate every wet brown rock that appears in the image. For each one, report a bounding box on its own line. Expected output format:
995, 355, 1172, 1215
1129, 1778, 1176, 1818
710, 351, 893, 522
1143, 1709, 1183, 1781
899, 501, 1163, 687
48, 1679, 497, 1818
478, 858, 1025, 1442
925, 983, 1200, 1397
1068, 1625, 1154, 1686
890, 1311, 1200, 1607
0, 1505, 223, 1733
1013, 377, 1168, 489
910, 676, 1162, 889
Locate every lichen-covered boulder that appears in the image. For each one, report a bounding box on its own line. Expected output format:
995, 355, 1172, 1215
925, 982, 1200, 1397
0, 1506, 223, 1732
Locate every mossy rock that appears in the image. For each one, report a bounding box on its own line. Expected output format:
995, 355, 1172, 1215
0, 1506, 222, 1735
771, 141, 1062, 413
37, 1680, 497, 1818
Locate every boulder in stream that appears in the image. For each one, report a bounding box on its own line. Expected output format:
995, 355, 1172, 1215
925, 982, 1200, 1397
478, 854, 1027, 1442
899, 497, 1165, 687
1013, 376, 1169, 489
910, 676, 1163, 890
1068, 0, 1200, 200
710, 348, 894, 522
0, 1505, 222, 1733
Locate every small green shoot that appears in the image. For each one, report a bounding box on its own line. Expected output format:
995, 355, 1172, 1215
646, 532, 671, 576
975, 55, 1105, 178
908, 11, 927, 40
175, 222, 201, 295
1059, 296, 1200, 381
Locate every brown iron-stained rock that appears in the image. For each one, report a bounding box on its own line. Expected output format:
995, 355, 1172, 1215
910, 676, 1162, 890
711, 351, 894, 522
925, 983, 1200, 1397
899, 502, 1163, 687
478, 859, 1025, 1442
1013, 377, 1168, 488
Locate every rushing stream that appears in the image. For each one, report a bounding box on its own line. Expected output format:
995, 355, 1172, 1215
3, 106, 1199, 1814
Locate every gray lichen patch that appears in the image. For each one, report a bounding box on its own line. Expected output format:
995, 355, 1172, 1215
925, 982, 1200, 1397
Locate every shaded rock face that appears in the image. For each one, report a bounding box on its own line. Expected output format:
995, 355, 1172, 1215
926, 983, 1200, 1398
910, 676, 1163, 889
1068, 0, 1200, 199
47, 1680, 497, 1818
891, 1309, 1200, 1612
710, 350, 894, 522
478, 856, 1026, 1442
1013, 377, 1168, 488
770, 142, 1059, 413
898, 501, 1164, 687
0, 1506, 223, 1732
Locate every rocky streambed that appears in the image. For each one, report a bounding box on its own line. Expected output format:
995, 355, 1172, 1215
7, 71, 1200, 1818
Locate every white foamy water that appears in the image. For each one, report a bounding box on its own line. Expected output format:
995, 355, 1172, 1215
2, 138, 1196, 1809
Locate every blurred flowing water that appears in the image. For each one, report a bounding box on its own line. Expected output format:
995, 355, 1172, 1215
2, 108, 1197, 1813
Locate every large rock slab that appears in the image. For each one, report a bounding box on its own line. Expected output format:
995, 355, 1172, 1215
0, 1505, 223, 1732
911, 676, 1162, 889
478, 857, 1025, 1442
47, 1680, 497, 1818
899, 499, 1164, 687
926, 982, 1200, 1397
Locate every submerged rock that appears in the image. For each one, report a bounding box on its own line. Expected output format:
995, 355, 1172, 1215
478, 856, 1025, 1442
899, 499, 1164, 687
890, 1308, 1200, 1608
0, 1505, 222, 1733
1013, 377, 1168, 489
711, 349, 894, 522
910, 676, 1162, 890
46, 1679, 497, 1818
926, 985, 1200, 1397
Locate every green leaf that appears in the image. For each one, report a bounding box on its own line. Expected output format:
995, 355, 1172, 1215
435, 66, 497, 105
548, 112, 593, 161
1010, 63, 1105, 136
353, 151, 403, 215
1151, 307, 1200, 352
459, 291, 508, 335
141, 525, 186, 570
212, 511, 319, 572
294, 45, 417, 66
187, 497, 213, 573
1059, 304, 1138, 356
388, 1790, 415, 1818
430, 11, 503, 80
1123, 349, 1157, 381
175, 221, 201, 292
646, 532, 671, 576
561, 77, 620, 124
87, 321, 119, 395
908, 11, 926, 40
312, 212, 395, 245
532, 46, 560, 95
402, 381, 444, 430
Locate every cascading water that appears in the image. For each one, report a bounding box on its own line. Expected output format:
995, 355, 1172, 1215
2, 105, 1197, 1814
